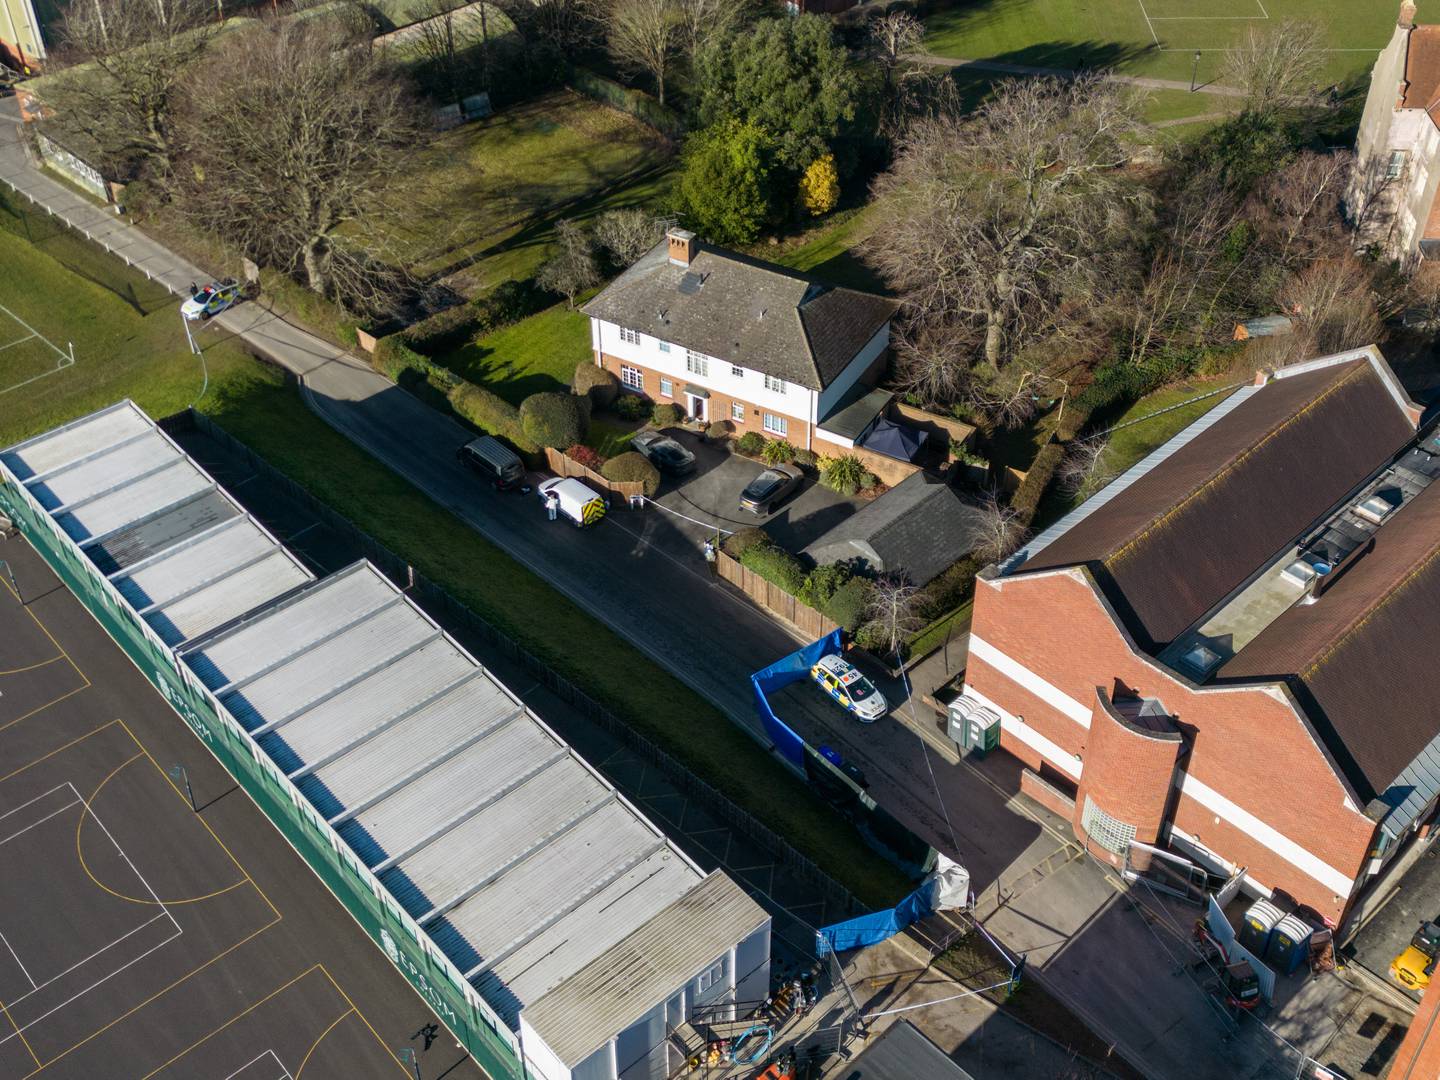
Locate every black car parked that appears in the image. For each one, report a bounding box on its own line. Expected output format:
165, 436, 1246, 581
631, 430, 696, 475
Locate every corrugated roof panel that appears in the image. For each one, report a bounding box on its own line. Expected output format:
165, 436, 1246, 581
309, 697, 542, 832
442, 804, 661, 966
220, 605, 434, 731
56, 461, 210, 542
86, 491, 241, 576
187, 567, 394, 689
27, 431, 179, 511
114, 518, 271, 607
259, 647, 475, 776
378, 760, 610, 917
1, 402, 149, 480
494, 854, 698, 1009
143, 551, 312, 646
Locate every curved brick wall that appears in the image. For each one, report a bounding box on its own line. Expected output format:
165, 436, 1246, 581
1072, 689, 1184, 864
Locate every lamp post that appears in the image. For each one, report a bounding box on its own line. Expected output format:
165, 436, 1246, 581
1191, 50, 1202, 92
181, 309, 200, 356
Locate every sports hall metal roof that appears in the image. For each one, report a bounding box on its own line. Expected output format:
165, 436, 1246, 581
0, 402, 313, 644
3, 401, 767, 1068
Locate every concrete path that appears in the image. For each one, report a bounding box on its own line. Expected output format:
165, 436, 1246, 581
911, 52, 1248, 97
0, 95, 1284, 1079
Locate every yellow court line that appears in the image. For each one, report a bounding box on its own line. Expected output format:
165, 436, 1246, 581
0, 683, 89, 738
319, 966, 413, 1078
0, 654, 64, 677
118, 719, 282, 923
22, 913, 282, 1079
75, 751, 248, 907
137, 965, 322, 1080
0, 721, 118, 786
294, 1008, 357, 1080
1, 997, 42, 1070
0, 571, 90, 690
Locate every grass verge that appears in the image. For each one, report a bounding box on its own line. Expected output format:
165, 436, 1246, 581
439, 299, 592, 405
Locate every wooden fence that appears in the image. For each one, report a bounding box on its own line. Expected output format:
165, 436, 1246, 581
544, 447, 645, 503
716, 552, 838, 639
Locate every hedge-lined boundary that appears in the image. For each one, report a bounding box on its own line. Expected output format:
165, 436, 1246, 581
568, 67, 684, 139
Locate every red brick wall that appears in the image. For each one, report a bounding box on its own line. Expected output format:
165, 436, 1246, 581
596, 353, 812, 445
1074, 692, 1183, 853
1020, 768, 1077, 820
1389, 979, 1440, 1079
967, 567, 1378, 919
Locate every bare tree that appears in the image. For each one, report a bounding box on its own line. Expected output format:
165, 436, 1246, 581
538, 219, 601, 307
1249, 150, 1353, 268
869, 76, 1149, 376
41, 0, 216, 178
593, 207, 664, 267
866, 574, 922, 661
868, 10, 927, 135
1274, 256, 1389, 359
604, 0, 680, 106
176, 15, 421, 311
1057, 437, 1114, 499
972, 491, 1025, 564
1222, 19, 1326, 116
890, 318, 980, 407
674, 0, 737, 64
405, 0, 490, 102
495, 0, 599, 53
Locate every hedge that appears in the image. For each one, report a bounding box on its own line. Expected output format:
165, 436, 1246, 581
724, 526, 770, 559
652, 402, 682, 427
448, 381, 538, 455
569, 67, 684, 138
399, 303, 484, 357
373, 336, 459, 389
1011, 441, 1065, 526
913, 556, 980, 624
602, 451, 662, 496
574, 363, 620, 409
521, 391, 589, 448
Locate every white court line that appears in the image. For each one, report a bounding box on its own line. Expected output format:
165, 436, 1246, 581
79, 782, 183, 937
1136, 0, 1161, 46
0, 782, 73, 823
0, 301, 73, 397
0, 799, 81, 848
223, 1049, 294, 1080
0, 928, 35, 989
2, 912, 169, 1009
0, 333, 36, 351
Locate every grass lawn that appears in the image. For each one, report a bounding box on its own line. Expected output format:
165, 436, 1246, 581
1097, 378, 1240, 477
440, 298, 593, 405
586, 415, 643, 457
923, 0, 1395, 86
758, 204, 889, 293
368, 91, 674, 284
1, 204, 912, 910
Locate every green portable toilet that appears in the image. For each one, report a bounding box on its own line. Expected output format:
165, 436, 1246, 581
947, 697, 1001, 756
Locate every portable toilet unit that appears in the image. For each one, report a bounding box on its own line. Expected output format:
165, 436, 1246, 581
1266, 914, 1314, 976
1238, 899, 1284, 956
947, 697, 1000, 756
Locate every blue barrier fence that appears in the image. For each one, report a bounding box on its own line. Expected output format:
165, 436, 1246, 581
751, 629, 843, 769
815, 882, 935, 956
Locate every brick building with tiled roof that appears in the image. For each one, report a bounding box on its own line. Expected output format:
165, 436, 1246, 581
957, 347, 1438, 927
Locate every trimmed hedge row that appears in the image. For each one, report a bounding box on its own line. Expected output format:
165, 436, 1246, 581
602, 451, 662, 496
375, 280, 556, 362
448, 381, 540, 456
569, 67, 684, 138
913, 556, 980, 624
1010, 441, 1065, 526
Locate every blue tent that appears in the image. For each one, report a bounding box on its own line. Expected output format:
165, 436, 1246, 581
862, 418, 928, 463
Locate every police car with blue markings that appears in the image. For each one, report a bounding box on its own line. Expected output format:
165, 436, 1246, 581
809, 654, 887, 723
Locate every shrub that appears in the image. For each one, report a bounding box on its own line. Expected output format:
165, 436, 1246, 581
800, 154, 840, 216
1010, 441, 1065, 525
724, 526, 770, 559
573, 363, 620, 409
652, 402, 683, 427
613, 393, 651, 420
820, 454, 866, 496
798, 561, 850, 609
448, 382, 537, 454
565, 444, 606, 472
676, 118, 779, 245
401, 303, 483, 356
825, 578, 871, 633
740, 539, 807, 594
602, 451, 662, 496
853, 621, 891, 654
521, 391, 589, 448
858, 469, 879, 491
706, 421, 730, 441
474, 279, 551, 333
794, 448, 818, 470
761, 439, 796, 466
913, 557, 980, 623
736, 431, 766, 456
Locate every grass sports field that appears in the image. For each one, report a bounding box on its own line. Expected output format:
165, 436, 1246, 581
925, 0, 1398, 86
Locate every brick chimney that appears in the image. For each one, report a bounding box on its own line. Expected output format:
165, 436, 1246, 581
1401, 1, 1418, 28
667, 228, 697, 267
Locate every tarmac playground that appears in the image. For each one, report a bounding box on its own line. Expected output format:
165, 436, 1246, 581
0, 534, 480, 1080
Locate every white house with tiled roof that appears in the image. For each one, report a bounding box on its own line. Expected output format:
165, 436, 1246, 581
582, 229, 899, 456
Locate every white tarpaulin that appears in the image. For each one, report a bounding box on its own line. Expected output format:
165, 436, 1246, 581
1207, 896, 1277, 1002
924, 854, 971, 912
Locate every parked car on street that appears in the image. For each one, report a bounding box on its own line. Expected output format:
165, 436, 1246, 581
181, 280, 241, 321
810, 654, 887, 722
740, 464, 802, 515
631, 431, 696, 476
457, 435, 525, 490
537, 476, 608, 527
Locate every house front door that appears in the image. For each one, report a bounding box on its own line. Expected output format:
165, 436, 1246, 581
686, 394, 708, 422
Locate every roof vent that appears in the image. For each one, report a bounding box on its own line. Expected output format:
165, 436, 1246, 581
1280, 560, 1317, 588
677, 271, 705, 296
1180, 643, 1222, 678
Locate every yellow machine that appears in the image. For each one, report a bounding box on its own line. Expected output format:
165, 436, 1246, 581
1390, 920, 1440, 991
